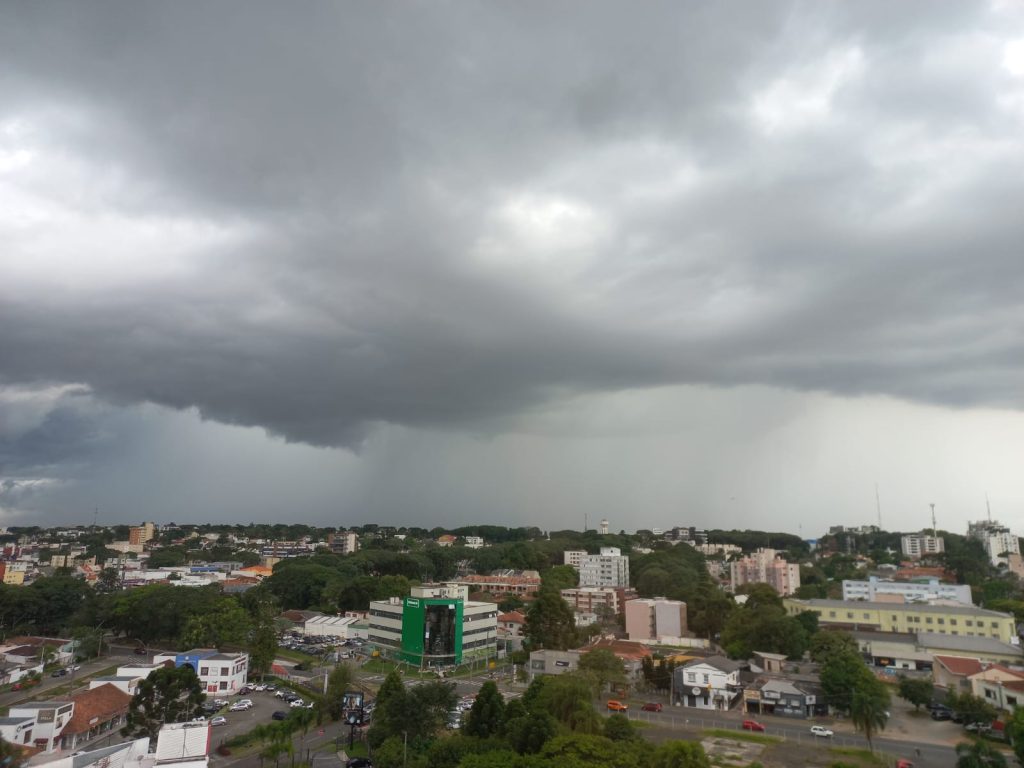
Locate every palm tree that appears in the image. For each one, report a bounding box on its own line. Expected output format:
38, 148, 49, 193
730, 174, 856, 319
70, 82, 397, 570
849, 681, 889, 754
955, 739, 1008, 768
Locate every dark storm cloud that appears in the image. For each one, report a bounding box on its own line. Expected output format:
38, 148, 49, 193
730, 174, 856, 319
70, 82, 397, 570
2, 0, 1024, 457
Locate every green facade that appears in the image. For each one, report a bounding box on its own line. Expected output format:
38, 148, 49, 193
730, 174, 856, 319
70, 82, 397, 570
399, 596, 464, 667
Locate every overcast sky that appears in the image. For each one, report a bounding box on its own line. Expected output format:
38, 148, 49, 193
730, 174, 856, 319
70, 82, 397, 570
3, 2, 1024, 535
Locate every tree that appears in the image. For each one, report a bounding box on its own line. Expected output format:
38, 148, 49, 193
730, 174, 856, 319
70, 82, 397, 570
955, 739, 1008, 768
524, 588, 578, 650
650, 740, 711, 768
947, 691, 999, 727
504, 711, 558, 755
849, 676, 890, 753
688, 586, 734, 640
603, 713, 638, 742
465, 681, 505, 738
324, 663, 355, 721
810, 630, 857, 663
819, 647, 873, 713
0, 736, 25, 768
181, 599, 252, 649
578, 648, 627, 696
541, 565, 579, 591
122, 665, 206, 740
1004, 706, 1024, 766
897, 676, 934, 712
532, 673, 602, 734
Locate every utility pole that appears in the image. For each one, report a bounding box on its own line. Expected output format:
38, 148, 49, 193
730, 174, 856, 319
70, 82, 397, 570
930, 504, 937, 539
986, 493, 992, 523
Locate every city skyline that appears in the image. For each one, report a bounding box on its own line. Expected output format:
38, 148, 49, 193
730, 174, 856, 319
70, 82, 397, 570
4, 3, 1024, 531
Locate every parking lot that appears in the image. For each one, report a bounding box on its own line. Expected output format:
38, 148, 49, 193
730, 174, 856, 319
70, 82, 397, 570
204, 686, 310, 747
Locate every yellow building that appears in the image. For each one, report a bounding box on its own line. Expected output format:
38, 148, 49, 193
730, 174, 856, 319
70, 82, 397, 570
783, 598, 1017, 645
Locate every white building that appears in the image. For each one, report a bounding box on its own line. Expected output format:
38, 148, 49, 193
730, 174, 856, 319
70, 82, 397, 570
673, 656, 742, 710
329, 531, 359, 556
578, 547, 630, 588
624, 598, 688, 643
463, 536, 485, 549
900, 533, 945, 559
6, 700, 74, 752
842, 576, 972, 605
563, 550, 587, 568
151, 650, 249, 695
968, 520, 1021, 566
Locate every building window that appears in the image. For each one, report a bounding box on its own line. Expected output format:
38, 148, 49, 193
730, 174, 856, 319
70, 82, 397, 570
200, 667, 209, 675
863, 613, 870, 619
221, 667, 229, 675
847, 612, 854, 619
966, 620, 973, 627
829, 611, 836, 618
992, 622, 999, 628
892, 616, 898, 622
937, 618, 944, 625
702, 674, 709, 684
925, 618, 933, 624
950, 619, 957, 626
220, 681, 227, 690
687, 673, 696, 683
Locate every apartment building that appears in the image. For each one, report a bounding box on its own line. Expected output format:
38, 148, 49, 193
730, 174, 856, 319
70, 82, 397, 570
563, 550, 587, 568
842, 576, 972, 605
578, 547, 630, 588
968, 520, 1021, 566
128, 522, 155, 546
900, 533, 945, 559
560, 586, 636, 617
328, 530, 359, 556
624, 598, 688, 643
784, 598, 1018, 645
730, 549, 800, 596
463, 536, 484, 549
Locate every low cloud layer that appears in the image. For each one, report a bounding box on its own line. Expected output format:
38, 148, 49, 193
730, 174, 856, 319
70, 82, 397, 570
3, 2, 1024, 526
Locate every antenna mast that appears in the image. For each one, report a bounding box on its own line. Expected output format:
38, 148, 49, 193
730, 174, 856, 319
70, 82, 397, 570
875, 483, 882, 529
987, 493, 992, 523
930, 503, 937, 538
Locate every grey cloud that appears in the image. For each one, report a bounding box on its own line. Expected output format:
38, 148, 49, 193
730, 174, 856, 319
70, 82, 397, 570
2, 0, 1024, 462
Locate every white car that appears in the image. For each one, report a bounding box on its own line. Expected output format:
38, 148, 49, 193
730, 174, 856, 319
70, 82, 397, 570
229, 702, 252, 712
289, 699, 305, 708
254, 684, 267, 691
211, 716, 228, 727
810, 726, 834, 738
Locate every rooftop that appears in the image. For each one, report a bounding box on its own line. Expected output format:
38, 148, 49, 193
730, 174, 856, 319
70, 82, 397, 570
63, 683, 133, 734
791, 598, 1013, 619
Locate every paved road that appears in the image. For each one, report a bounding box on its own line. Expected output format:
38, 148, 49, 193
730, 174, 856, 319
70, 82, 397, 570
0, 651, 134, 708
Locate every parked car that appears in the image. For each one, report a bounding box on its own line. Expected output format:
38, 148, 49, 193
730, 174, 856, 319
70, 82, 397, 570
229, 702, 252, 712
272, 711, 288, 721
254, 684, 267, 691
810, 726, 833, 738
640, 702, 662, 712
51, 669, 68, 677
930, 708, 952, 721
265, 685, 277, 692
742, 720, 765, 732
606, 700, 628, 712
134, 647, 148, 655
347, 759, 373, 768
289, 699, 306, 708
210, 717, 228, 727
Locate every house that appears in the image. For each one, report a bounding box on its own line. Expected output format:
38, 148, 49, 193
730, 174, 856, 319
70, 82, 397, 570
89, 676, 143, 696
742, 676, 824, 718
932, 655, 986, 691
437, 535, 457, 547
752, 651, 788, 674
58, 683, 133, 750
673, 656, 743, 711
497, 611, 527, 651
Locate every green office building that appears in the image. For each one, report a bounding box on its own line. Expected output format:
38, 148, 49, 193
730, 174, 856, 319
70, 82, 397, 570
368, 584, 498, 669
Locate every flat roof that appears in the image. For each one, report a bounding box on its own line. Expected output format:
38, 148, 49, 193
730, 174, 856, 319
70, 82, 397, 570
792, 599, 1012, 619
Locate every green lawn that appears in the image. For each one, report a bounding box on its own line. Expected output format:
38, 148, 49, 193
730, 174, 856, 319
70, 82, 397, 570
703, 728, 781, 745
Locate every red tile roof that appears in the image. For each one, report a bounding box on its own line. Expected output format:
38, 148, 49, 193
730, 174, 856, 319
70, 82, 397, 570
63, 683, 132, 735
934, 655, 985, 677
498, 611, 526, 624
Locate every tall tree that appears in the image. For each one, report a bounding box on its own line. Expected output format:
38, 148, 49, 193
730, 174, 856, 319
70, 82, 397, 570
849, 677, 890, 753
122, 665, 206, 740
465, 681, 506, 738
324, 663, 355, 721
524, 587, 577, 650
577, 648, 627, 696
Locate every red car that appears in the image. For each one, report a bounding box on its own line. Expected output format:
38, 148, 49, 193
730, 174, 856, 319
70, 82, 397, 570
641, 702, 663, 712
606, 700, 628, 712
742, 720, 766, 732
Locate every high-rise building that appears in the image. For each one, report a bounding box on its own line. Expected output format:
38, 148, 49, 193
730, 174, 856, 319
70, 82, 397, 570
578, 547, 630, 588
729, 548, 800, 596
968, 520, 1020, 566
563, 550, 587, 568
900, 533, 945, 559
128, 522, 155, 546
328, 530, 359, 556
624, 598, 688, 642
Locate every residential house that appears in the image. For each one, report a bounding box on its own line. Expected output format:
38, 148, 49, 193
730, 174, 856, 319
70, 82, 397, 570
673, 656, 743, 711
